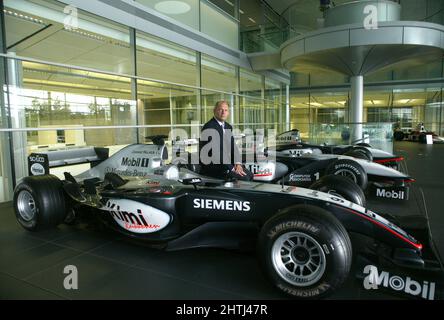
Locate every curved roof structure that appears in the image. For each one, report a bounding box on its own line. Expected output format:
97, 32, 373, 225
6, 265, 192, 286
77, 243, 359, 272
280, 21, 444, 76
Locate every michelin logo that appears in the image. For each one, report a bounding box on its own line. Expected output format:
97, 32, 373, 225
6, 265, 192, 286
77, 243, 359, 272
363, 265, 435, 300
193, 199, 251, 212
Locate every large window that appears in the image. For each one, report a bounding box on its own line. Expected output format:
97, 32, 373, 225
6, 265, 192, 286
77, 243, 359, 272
265, 77, 282, 130
0, 0, 287, 203
200, 55, 238, 125
5, 0, 133, 74
239, 69, 262, 129
136, 0, 199, 30
136, 31, 197, 86
138, 79, 199, 137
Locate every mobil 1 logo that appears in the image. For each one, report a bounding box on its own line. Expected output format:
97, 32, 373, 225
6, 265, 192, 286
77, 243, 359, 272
372, 185, 409, 201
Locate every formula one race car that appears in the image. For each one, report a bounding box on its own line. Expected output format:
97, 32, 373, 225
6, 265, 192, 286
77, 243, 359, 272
175, 144, 413, 205
243, 150, 413, 204
394, 123, 444, 144
13, 141, 443, 299
273, 129, 404, 169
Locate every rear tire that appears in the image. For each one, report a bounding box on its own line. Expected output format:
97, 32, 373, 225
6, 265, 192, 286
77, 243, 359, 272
344, 149, 371, 161
13, 175, 66, 231
352, 147, 373, 161
355, 143, 372, 148
309, 174, 366, 207
325, 159, 368, 190
394, 131, 404, 141
419, 133, 427, 144
258, 205, 352, 299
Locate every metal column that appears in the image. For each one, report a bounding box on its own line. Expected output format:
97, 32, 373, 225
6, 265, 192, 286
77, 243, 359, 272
350, 75, 364, 143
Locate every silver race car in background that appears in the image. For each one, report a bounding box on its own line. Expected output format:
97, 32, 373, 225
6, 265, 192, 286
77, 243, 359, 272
271, 129, 404, 169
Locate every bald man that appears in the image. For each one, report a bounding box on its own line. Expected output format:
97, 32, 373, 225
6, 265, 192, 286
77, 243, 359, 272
199, 100, 253, 181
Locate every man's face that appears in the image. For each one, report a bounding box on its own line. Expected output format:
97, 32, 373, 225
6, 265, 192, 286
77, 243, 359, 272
214, 103, 229, 122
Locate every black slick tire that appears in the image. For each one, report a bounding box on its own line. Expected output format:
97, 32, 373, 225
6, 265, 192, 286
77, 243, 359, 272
325, 159, 368, 190
13, 175, 66, 231
257, 205, 352, 299
309, 174, 366, 207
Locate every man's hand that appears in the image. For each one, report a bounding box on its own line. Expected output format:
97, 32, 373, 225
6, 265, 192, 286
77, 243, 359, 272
233, 164, 247, 176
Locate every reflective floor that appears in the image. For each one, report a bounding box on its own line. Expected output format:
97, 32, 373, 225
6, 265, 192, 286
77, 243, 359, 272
0, 141, 443, 300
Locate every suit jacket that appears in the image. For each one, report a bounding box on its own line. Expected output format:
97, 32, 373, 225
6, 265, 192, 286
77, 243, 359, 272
199, 117, 241, 177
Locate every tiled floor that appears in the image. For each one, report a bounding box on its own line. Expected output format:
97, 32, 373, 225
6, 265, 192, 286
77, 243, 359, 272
1, 141, 443, 300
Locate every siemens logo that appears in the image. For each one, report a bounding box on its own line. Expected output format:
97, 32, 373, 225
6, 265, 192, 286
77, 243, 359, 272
193, 199, 251, 212
121, 157, 150, 167
376, 188, 405, 200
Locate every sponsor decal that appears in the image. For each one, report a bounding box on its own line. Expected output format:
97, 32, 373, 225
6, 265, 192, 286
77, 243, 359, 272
329, 196, 346, 204
102, 199, 170, 234
334, 163, 361, 175
282, 186, 297, 193
193, 198, 251, 212
289, 173, 312, 182
287, 149, 312, 157
121, 157, 150, 168
249, 164, 272, 177
363, 265, 435, 300
375, 188, 406, 200
307, 190, 319, 198
105, 167, 152, 177
30, 163, 45, 175
29, 155, 46, 163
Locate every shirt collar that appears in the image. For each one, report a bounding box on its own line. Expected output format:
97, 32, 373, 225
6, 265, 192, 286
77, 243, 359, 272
214, 117, 225, 127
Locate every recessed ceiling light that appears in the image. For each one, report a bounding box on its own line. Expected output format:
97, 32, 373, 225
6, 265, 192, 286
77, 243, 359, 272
248, 17, 256, 23
154, 1, 191, 15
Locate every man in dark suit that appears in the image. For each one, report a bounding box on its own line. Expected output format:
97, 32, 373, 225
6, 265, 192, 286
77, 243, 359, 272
199, 100, 253, 181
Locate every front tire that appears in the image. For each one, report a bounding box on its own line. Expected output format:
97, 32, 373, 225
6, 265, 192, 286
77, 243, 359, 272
309, 174, 366, 207
14, 175, 66, 231
325, 159, 368, 190
394, 131, 404, 141
258, 205, 352, 299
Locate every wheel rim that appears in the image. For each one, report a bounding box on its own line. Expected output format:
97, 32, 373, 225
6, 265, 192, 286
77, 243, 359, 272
17, 190, 37, 222
271, 231, 326, 287
335, 169, 357, 183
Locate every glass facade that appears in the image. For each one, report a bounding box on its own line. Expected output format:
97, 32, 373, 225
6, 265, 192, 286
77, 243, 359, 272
0, 0, 287, 202
283, 0, 444, 140
136, 0, 238, 49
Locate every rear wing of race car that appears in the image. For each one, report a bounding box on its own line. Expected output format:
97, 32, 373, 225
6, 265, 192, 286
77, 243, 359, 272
28, 146, 109, 176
